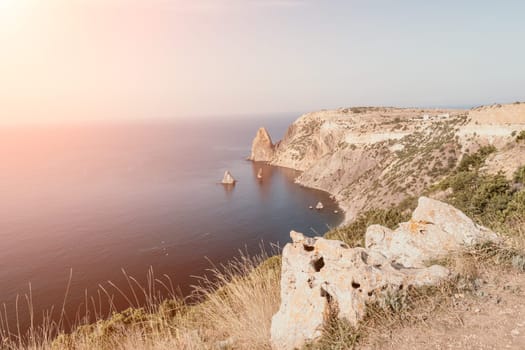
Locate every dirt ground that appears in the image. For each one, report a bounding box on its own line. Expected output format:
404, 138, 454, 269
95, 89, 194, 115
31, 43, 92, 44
361, 269, 525, 350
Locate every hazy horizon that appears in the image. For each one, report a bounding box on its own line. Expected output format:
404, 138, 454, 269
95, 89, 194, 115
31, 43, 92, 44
1, 0, 524, 124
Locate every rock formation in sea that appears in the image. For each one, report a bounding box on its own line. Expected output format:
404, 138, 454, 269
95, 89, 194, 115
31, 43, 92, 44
270, 197, 499, 349
248, 127, 275, 162
257, 168, 263, 179
221, 170, 236, 185
315, 201, 323, 210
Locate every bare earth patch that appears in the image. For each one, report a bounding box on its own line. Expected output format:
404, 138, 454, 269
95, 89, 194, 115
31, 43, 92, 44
361, 268, 525, 350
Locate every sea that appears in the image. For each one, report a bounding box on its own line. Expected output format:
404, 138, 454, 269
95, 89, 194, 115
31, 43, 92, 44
0, 114, 342, 330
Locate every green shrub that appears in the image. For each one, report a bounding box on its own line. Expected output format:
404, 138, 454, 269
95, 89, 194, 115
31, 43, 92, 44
469, 173, 512, 217
325, 198, 416, 247
456, 145, 496, 172
505, 191, 525, 219
517, 130, 525, 142
435, 147, 525, 232
514, 165, 525, 184
432, 144, 525, 234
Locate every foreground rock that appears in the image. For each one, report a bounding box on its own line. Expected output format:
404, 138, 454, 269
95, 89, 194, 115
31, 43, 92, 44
366, 197, 499, 267
315, 201, 324, 210
221, 171, 236, 185
270, 197, 499, 349
249, 127, 275, 162
271, 232, 449, 350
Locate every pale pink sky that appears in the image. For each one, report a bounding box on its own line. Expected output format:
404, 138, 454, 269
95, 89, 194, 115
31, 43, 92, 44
1, 0, 524, 124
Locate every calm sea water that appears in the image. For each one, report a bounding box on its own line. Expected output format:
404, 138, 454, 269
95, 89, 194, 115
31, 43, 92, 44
0, 115, 342, 329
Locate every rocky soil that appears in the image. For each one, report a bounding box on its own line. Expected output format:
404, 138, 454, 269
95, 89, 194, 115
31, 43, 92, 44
361, 268, 525, 350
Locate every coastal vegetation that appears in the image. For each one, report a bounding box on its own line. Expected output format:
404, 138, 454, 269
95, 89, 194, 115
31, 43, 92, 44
330, 145, 525, 250
310, 147, 525, 348
517, 130, 525, 142
1, 254, 282, 349
435, 146, 525, 238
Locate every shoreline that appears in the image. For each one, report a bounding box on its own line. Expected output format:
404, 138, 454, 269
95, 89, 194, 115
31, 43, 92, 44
257, 160, 349, 230
294, 176, 350, 226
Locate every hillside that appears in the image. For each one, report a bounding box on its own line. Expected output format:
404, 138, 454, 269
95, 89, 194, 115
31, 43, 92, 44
251, 103, 525, 222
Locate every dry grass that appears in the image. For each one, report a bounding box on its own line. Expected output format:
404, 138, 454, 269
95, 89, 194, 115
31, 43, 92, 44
3, 220, 524, 350
0, 252, 281, 350
4, 239, 523, 350
497, 217, 525, 251
306, 235, 525, 350
304, 271, 470, 350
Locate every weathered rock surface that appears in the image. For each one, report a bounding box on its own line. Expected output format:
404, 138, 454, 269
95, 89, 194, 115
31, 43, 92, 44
270, 197, 499, 350
221, 171, 236, 185
249, 127, 275, 162
271, 231, 449, 350
366, 197, 499, 267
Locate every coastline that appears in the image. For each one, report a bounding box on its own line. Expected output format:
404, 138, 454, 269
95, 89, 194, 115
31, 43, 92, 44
292, 175, 350, 226
251, 104, 525, 232
257, 160, 349, 229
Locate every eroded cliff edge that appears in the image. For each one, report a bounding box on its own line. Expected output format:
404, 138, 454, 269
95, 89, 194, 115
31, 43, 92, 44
250, 103, 525, 222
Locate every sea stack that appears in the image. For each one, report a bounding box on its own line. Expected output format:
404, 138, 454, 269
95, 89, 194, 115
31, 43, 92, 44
248, 127, 275, 162
315, 202, 324, 210
257, 168, 263, 179
221, 171, 236, 185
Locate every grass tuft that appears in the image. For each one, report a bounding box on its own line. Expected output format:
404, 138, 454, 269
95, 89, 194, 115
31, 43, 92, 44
1, 251, 281, 350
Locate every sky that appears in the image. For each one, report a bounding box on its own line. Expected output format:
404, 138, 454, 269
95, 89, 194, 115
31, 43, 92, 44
1, 0, 524, 124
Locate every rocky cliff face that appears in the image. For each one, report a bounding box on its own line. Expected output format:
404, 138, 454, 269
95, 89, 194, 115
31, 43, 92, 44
248, 127, 275, 162
250, 104, 525, 222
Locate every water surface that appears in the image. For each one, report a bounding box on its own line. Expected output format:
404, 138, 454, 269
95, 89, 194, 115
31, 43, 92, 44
0, 115, 342, 328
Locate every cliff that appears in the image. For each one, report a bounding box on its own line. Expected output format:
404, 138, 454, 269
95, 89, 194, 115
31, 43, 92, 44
250, 104, 525, 222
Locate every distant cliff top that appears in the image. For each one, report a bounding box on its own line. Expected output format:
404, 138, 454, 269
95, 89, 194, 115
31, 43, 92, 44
469, 102, 525, 124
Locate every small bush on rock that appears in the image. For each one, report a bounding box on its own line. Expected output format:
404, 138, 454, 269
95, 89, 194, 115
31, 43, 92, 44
514, 165, 525, 184
516, 130, 525, 142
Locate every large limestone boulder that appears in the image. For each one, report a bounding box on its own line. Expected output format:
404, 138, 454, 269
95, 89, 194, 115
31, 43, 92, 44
249, 127, 275, 162
271, 231, 449, 350
366, 197, 499, 267
271, 197, 500, 349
